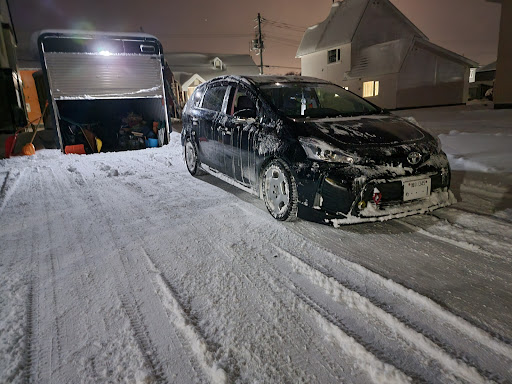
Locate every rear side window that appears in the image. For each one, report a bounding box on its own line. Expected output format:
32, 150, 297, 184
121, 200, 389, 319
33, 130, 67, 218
226, 86, 256, 116
201, 86, 227, 112
190, 87, 204, 108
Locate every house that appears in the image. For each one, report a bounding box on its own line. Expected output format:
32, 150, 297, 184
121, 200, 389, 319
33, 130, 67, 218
296, 0, 478, 109
165, 53, 260, 114
469, 61, 496, 100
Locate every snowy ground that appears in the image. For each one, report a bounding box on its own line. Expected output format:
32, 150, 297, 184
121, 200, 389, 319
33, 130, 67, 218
1, 106, 511, 383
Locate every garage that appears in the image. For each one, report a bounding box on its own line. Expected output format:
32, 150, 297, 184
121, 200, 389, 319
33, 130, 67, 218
38, 30, 171, 153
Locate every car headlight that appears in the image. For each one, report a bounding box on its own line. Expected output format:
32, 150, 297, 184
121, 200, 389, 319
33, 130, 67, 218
298, 137, 359, 164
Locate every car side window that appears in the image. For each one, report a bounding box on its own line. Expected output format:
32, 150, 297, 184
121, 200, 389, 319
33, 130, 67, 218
201, 86, 228, 112
190, 87, 204, 108
227, 86, 257, 118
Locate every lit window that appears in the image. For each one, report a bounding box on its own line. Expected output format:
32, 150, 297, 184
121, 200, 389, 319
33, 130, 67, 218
327, 48, 341, 64
363, 81, 379, 97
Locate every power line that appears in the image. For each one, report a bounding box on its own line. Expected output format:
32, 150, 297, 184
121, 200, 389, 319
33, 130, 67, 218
159, 33, 253, 39
265, 34, 301, 43
265, 37, 301, 48
263, 22, 304, 34
262, 18, 307, 31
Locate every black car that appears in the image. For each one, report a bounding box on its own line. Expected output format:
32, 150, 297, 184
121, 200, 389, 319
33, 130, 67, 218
181, 75, 452, 225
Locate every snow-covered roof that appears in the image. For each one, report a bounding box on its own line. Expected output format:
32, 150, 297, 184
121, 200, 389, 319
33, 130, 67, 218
296, 0, 427, 58
296, 1, 368, 58
414, 38, 478, 68
165, 53, 260, 86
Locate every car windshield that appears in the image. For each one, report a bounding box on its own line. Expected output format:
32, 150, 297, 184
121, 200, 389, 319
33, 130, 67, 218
259, 82, 380, 118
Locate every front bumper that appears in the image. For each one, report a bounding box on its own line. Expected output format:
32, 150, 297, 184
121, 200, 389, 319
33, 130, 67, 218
293, 154, 453, 226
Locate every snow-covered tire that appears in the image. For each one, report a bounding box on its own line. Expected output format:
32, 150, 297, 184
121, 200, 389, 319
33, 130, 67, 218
184, 138, 205, 176
262, 159, 298, 221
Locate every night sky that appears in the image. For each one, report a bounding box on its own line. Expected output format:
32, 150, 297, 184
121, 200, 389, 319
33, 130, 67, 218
8, 0, 501, 74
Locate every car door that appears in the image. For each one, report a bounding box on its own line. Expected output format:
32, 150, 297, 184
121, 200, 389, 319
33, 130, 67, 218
221, 84, 261, 186
197, 84, 229, 170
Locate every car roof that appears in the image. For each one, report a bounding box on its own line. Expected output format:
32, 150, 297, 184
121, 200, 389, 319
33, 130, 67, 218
205, 75, 331, 87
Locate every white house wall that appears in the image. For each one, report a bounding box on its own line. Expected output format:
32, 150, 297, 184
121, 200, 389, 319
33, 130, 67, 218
301, 43, 352, 84
344, 73, 398, 110
347, 0, 419, 109
397, 44, 467, 108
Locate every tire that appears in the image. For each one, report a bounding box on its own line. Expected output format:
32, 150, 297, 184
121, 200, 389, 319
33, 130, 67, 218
184, 138, 205, 176
262, 159, 298, 221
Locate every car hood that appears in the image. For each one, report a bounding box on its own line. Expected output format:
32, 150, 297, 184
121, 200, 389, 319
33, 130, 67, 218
297, 114, 426, 146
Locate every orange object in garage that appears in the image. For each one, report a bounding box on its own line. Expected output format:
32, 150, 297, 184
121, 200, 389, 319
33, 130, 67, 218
20, 70, 42, 124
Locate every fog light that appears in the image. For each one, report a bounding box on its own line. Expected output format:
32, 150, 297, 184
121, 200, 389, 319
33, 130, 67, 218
358, 201, 367, 210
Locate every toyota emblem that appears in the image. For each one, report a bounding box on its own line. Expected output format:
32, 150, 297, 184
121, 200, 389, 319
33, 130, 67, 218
407, 152, 422, 165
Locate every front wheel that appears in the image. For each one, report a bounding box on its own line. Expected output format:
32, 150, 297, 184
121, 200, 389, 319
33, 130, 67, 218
262, 160, 298, 221
184, 138, 205, 176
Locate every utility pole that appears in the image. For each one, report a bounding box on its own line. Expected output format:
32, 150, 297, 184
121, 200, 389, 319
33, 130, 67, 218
257, 13, 264, 74
250, 13, 264, 74
250, 13, 265, 75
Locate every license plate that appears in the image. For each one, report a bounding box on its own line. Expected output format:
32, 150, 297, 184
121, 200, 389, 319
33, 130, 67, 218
403, 178, 431, 201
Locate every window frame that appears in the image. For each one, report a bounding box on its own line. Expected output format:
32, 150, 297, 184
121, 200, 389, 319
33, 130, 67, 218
200, 84, 229, 112
226, 83, 259, 118
327, 48, 341, 64
363, 80, 380, 98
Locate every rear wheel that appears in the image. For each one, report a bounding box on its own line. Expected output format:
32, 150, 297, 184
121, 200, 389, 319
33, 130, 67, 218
262, 160, 298, 221
184, 138, 205, 176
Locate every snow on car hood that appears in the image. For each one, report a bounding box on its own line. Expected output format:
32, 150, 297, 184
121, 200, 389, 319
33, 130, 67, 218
301, 115, 425, 146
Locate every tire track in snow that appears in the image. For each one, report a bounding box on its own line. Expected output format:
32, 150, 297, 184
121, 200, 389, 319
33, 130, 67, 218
92, 176, 225, 383
28, 166, 64, 382
269, 242, 512, 383
0, 169, 25, 216
51, 163, 166, 382
259, 246, 413, 384
0, 166, 40, 384
68, 162, 216, 383
83, 165, 306, 382
290, 217, 512, 345
448, 205, 512, 225
198, 228, 338, 383
401, 213, 512, 262
24, 168, 43, 384
104, 174, 348, 384
397, 220, 504, 260
98, 174, 320, 382
141, 248, 227, 384
23, 279, 35, 384
189, 209, 392, 383
117, 291, 166, 383
68, 170, 169, 384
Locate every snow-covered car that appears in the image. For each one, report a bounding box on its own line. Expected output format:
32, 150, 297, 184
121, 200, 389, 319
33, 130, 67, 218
181, 75, 452, 225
